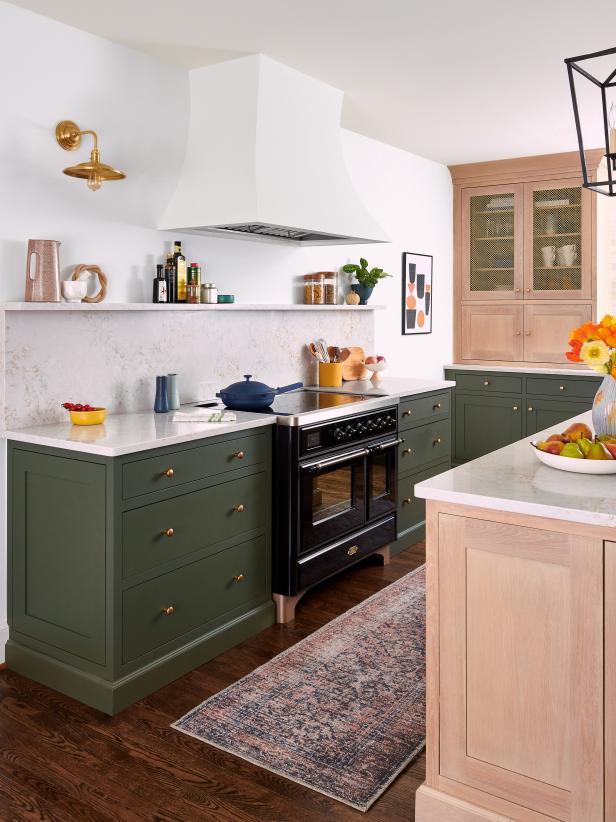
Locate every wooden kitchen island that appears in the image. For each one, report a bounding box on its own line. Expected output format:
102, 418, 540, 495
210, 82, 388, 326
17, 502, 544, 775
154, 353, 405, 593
414, 410, 611, 822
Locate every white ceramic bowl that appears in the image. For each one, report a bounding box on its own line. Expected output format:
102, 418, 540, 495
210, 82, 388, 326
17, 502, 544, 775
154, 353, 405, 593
62, 280, 87, 303
530, 442, 616, 474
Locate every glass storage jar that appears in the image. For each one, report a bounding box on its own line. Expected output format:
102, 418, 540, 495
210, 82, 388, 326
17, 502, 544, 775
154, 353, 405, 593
323, 271, 338, 305
312, 273, 325, 305
200, 283, 218, 304
304, 273, 316, 305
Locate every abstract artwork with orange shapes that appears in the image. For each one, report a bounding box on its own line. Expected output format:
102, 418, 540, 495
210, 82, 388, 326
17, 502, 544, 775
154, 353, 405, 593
402, 252, 432, 335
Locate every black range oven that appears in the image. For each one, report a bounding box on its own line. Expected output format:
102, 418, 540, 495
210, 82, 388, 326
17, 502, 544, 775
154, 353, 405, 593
273, 405, 400, 614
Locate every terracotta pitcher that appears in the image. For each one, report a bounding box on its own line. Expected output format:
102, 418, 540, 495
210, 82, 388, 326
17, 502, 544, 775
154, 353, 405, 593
25, 239, 61, 302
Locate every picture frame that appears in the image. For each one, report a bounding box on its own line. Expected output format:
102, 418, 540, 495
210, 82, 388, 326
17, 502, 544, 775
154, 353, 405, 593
402, 252, 433, 335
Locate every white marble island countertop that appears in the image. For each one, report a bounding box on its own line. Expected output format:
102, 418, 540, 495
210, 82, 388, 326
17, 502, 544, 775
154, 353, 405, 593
3, 410, 277, 457
415, 410, 616, 528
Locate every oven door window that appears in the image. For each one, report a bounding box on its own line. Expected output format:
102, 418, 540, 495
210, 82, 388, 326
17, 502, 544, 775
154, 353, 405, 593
367, 447, 397, 522
300, 457, 365, 554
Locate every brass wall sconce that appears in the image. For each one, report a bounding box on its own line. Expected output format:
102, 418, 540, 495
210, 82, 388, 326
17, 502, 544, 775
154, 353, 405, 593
55, 120, 125, 191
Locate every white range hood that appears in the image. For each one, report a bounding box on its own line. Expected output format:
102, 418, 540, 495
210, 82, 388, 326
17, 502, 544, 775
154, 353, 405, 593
159, 55, 389, 246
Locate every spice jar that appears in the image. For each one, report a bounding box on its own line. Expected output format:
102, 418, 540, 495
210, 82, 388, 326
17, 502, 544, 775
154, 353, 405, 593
313, 273, 325, 305
187, 282, 199, 304
323, 272, 338, 305
200, 283, 218, 304
304, 273, 316, 305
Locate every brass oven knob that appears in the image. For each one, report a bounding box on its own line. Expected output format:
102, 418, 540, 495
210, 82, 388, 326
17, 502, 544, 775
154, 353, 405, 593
347, 545, 359, 556
233, 450, 245, 460
162, 468, 174, 478
234, 503, 245, 513
162, 527, 174, 537
233, 573, 245, 583
162, 606, 174, 616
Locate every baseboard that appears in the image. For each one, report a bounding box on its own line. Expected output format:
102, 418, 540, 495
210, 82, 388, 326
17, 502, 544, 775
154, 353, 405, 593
390, 521, 426, 556
0, 622, 9, 664
415, 785, 509, 822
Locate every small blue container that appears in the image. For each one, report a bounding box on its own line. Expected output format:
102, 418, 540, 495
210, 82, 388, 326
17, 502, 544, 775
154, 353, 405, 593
154, 375, 169, 413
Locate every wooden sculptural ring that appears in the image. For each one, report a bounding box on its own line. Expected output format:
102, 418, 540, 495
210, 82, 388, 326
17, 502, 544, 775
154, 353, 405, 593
71, 264, 108, 303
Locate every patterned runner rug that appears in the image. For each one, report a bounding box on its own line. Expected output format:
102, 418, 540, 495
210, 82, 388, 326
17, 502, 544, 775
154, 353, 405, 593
172, 564, 426, 812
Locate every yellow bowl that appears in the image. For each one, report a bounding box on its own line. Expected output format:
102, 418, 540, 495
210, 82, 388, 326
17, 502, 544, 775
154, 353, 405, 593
69, 408, 107, 426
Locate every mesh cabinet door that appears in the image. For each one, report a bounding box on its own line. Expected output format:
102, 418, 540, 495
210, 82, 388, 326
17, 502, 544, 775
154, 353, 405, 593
462, 184, 524, 301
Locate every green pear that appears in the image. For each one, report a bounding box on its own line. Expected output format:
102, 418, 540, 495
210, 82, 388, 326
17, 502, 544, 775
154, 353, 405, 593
598, 435, 616, 444
578, 437, 592, 457
587, 441, 614, 460
560, 442, 584, 459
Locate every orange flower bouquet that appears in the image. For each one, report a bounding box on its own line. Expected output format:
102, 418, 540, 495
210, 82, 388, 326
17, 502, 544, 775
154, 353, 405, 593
567, 316, 616, 436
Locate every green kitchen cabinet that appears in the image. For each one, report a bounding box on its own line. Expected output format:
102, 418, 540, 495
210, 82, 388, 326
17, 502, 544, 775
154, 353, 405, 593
7, 427, 274, 715
445, 368, 602, 464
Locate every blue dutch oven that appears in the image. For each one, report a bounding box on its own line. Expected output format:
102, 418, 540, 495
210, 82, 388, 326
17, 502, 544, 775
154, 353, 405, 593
217, 374, 303, 411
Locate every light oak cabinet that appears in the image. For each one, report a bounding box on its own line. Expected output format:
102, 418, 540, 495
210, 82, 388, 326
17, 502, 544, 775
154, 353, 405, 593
452, 151, 604, 367
417, 504, 607, 821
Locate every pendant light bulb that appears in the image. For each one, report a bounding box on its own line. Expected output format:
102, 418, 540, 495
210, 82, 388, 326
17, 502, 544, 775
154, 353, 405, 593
87, 171, 102, 191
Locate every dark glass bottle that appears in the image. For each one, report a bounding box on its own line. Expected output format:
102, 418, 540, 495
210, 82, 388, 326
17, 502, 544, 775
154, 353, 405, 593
173, 240, 187, 303
165, 253, 177, 304
152, 264, 168, 303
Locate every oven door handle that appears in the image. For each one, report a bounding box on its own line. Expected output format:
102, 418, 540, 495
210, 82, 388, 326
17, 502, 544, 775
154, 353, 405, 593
368, 437, 404, 453
302, 447, 369, 472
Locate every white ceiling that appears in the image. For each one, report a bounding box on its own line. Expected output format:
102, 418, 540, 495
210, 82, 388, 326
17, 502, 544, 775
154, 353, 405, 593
6, 0, 616, 165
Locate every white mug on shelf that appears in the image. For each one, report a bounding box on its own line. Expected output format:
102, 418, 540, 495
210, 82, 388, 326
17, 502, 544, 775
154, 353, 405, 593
556, 244, 578, 266
540, 246, 556, 267
61, 280, 87, 303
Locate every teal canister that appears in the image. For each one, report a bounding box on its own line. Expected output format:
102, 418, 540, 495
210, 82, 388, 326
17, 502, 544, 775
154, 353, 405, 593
167, 373, 180, 410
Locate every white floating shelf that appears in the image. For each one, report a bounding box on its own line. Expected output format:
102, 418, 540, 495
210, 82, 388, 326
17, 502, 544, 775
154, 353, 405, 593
0, 302, 384, 312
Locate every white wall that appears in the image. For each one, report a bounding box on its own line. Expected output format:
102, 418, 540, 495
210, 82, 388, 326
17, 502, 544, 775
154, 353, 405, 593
0, 2, 453, 660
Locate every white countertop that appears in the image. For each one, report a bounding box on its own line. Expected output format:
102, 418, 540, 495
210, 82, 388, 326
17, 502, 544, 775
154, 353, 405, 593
3, 410, 277, 457
444, 363, 598, 377
415, 410, 616, 528
3, 377, 454, 457
306, 377, 455, 398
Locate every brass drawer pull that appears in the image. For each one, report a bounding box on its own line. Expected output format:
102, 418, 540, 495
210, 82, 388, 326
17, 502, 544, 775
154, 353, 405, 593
402, 497, 412, 505
483, 380, 490, 386
559, 385, 565, 391
347, 545, 359, 556
433, 437, 442, 446
233, 573, 245, 583
162, 527, 174, 538
403, 448, 412, 456
512, 405, 519, 411
234, 503, 245, 513
233, 450, 245, 460
528, 406, 534, 412
403, 409, 412, 417
162, 605, 174, 616
433, 402, 442, 410
161, 468, 174, 478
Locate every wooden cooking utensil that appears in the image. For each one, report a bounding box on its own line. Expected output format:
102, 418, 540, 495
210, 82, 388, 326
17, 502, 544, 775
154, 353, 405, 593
340, 347, 368, 380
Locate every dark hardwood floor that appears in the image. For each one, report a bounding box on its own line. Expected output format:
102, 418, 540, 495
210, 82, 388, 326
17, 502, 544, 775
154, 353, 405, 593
0, 542, 425, 822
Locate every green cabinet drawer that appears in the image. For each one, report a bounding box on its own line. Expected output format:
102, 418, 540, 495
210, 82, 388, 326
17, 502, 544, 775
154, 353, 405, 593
455, 372, 522, 394
122, 473, 266, 578
122, 432, 267, 499
454, 393, 523, 462
399, 419, 451, 473
397, 461, 450, 538
526, 376, 599, 400
525, 399, 592, 438
399, 391, 450, 431
122, 536, 267, 662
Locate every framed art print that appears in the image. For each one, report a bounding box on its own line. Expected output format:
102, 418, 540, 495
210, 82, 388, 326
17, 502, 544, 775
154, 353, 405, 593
402, 252, 433, 335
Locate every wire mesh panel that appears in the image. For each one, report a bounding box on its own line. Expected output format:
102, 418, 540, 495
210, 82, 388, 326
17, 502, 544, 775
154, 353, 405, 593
532, 186, 582, 292
469, 193, 516, 293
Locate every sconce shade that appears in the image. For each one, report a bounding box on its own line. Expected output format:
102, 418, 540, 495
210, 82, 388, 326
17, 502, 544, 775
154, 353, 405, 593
55, 120, 125, 191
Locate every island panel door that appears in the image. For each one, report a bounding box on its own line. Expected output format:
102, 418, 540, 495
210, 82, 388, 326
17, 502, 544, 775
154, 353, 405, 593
438, 514, 603, 821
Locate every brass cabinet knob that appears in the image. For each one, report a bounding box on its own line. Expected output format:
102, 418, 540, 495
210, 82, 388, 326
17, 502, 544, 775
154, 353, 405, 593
162, 527, 174, 537
525, 331, 532, 336
433, 402, 442, 410
528, 406, 534, 412
513, 405, 519, 411
433, 437, 442, 446
234, 503, 245, 513
403, 448, 412, 456
162, 605, 174, 616
559, 385, 565, 391
233, 450, 245, 460
515, 288, 521, 293
402, 497, 412, 505
525, 288, 531, 292
483, 380, 490, 386
403, 410, 412, 417
161, 468, 174, 478
516, 331, 522, 336
233, 573, 245, 583
347, 545, 359, 556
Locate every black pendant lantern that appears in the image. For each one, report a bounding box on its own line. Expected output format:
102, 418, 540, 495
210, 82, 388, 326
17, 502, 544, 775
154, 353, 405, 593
565, 46, 616, 196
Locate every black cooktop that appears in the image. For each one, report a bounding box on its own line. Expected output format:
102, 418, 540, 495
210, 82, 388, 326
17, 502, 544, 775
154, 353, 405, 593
269, 390, 371, 415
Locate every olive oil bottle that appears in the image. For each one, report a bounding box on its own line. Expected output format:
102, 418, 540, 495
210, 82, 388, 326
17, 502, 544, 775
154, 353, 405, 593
173, 240, 187, 303
165, 253, 177, 304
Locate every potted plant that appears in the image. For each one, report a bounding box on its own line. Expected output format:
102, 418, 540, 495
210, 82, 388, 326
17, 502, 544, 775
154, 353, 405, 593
342, 258, 391, 305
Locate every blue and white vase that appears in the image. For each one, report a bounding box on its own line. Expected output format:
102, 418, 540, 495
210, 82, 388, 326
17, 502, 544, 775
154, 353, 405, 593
592, 375, 616, 437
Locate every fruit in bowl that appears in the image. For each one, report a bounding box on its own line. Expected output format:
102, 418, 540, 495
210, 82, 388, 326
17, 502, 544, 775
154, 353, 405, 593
62, 402, 107, 426
364, 355, 387, 382
531, 420, 616, 473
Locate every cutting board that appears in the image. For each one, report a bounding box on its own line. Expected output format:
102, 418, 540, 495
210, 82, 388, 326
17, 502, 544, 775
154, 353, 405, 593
341, 347, 368, 381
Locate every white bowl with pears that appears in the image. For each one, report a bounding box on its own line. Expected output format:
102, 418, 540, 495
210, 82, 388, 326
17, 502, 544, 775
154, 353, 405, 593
531, 421, 616, 474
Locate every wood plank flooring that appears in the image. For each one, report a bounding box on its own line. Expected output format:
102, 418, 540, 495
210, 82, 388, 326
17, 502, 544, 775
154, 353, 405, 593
0, 542, 425, 821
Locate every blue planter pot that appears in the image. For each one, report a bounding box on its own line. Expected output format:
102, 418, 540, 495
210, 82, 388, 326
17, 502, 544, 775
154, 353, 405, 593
351, 283, 374, 305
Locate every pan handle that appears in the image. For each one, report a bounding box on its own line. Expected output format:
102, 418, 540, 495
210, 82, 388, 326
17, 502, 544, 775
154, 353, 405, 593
275, 382, 304, 394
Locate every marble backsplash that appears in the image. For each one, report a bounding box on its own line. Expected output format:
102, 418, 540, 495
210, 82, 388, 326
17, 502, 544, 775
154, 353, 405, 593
2, 309, 375, 429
